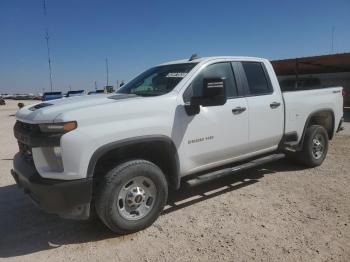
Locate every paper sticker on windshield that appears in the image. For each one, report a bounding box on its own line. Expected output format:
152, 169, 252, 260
166, 72, 188, 78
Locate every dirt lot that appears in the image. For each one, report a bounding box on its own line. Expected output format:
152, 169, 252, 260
0, 100, 349, 261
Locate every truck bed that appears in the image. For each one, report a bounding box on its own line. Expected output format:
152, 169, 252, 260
282, 86, 343, 144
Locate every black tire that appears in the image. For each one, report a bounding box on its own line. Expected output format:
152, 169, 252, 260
94, 159, 168, 234
297, 125, 329, 167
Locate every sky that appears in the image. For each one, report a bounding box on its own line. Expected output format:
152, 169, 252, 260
0, 0, 349, 94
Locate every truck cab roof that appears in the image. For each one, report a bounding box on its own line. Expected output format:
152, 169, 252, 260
159, 56, 267, 66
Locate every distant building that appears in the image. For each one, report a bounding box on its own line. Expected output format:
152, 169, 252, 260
271, 53, 350, 107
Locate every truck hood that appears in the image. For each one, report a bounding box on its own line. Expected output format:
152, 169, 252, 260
16, 94, 140, 123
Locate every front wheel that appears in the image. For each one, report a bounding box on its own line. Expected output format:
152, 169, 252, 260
297, 125, 329, 167
95, 160, 168, 234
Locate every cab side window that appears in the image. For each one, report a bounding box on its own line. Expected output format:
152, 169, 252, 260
184, 62, 238, 102
241, 62, 272, 95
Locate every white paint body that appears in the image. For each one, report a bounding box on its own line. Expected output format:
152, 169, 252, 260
15, 56, 344, 180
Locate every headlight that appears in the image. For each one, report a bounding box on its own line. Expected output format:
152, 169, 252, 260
39, 121, 77, 133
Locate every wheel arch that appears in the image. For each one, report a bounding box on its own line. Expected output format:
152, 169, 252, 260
297, 108, 335, 150
87, 135, 181, 190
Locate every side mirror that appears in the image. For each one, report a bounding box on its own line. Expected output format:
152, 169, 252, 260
190, 78, 227, 107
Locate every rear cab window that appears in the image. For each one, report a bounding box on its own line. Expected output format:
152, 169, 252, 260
241, 62, 273, 96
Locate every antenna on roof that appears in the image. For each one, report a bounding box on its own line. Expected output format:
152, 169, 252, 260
189, 54, 200, 61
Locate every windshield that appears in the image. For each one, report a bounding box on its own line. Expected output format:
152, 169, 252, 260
117, 63, 197, 96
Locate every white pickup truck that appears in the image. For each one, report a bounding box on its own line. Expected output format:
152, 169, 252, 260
11, 56, 344, 233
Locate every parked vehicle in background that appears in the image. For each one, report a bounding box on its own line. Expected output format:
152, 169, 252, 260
104, 86, 114, 93
42, 91, 63, 101
66, 90, 85, 97
13, 94, 34, 100
2, 94, 13, 99
12, 56, 344, 234
88, 90, 105, 95
33, 94, 43, 100
1, 94, 12, 99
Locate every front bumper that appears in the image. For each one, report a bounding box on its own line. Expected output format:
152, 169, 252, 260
11, 152, 93, 219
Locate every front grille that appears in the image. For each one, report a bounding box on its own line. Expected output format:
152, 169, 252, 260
16, 121, 39, 132
18, 141, 34, 163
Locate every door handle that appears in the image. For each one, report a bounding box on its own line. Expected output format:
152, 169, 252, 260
270, 102, 281, 109
232, 107, 246, 114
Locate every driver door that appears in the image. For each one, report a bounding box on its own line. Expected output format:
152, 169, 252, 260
175, 62, 250, 175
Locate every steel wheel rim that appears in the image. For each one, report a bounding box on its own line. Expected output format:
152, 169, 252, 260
312, 134, 324, 160
117, 176, 157, 220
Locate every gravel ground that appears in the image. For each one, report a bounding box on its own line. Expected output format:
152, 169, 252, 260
0, 100, 349, 261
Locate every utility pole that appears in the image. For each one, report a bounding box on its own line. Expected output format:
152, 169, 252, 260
45, 30, 53, 92
331, 26, 335, 53
43, 0, 53, 92
105, 58, 109, 87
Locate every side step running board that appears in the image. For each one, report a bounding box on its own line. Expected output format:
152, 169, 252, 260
185, 153, 285, 187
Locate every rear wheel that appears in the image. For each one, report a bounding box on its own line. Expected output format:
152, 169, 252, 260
297, 125, 329, 167
95, 159, 168, 234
